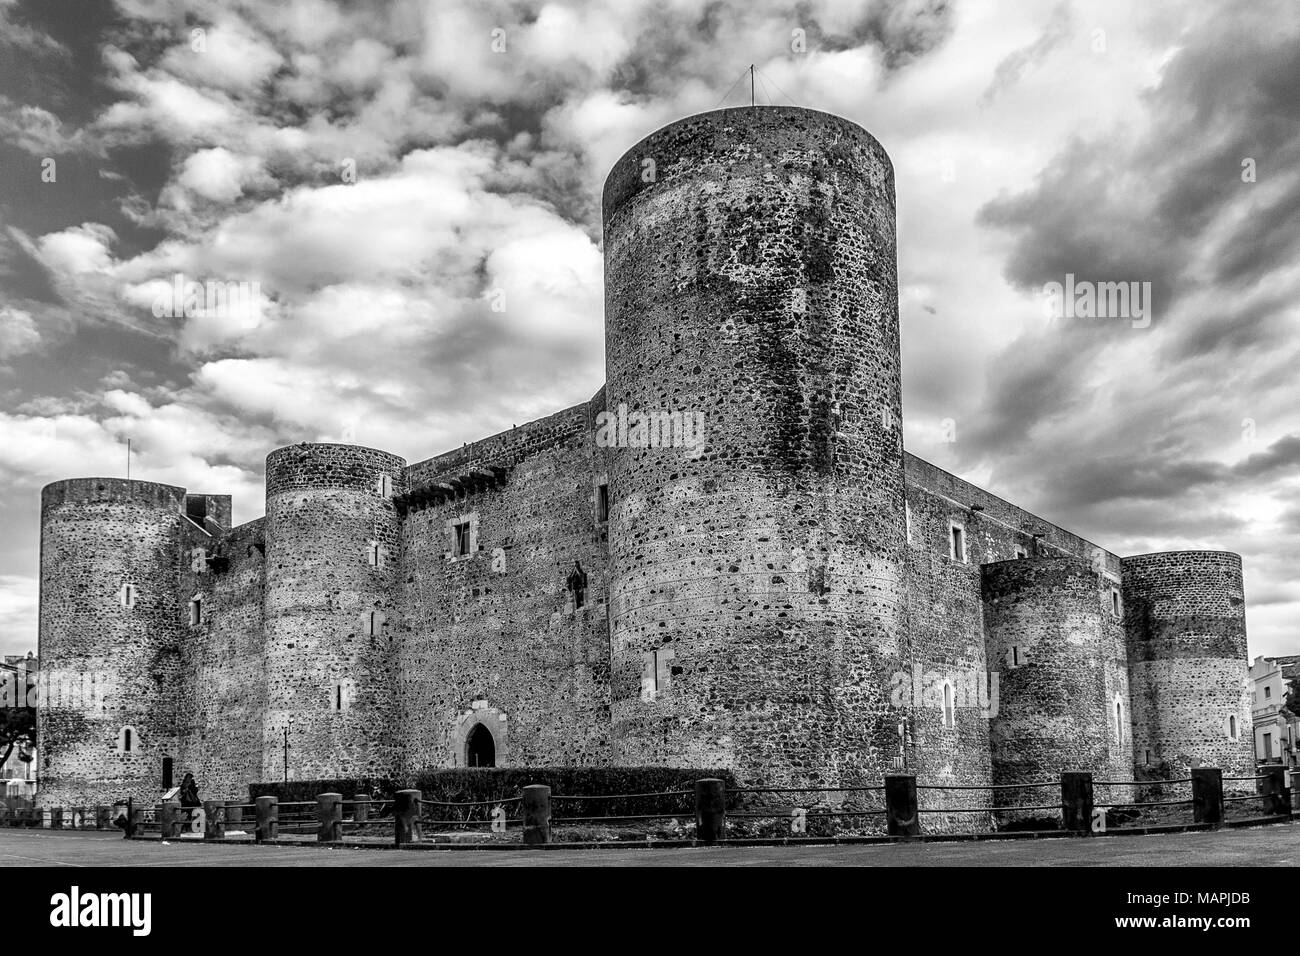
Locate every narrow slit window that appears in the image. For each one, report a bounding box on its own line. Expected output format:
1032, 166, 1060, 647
119, 583, 137, 608
377, 474, 394, 497
597, 483, 609, 523
1115, 699, 1124, 744
942, 683, 955, 727
453, 521, 471, 556
1011, 646, 1020, 667
365, 610, 384, 638
949, 524, 966, 563
1228, 715, 1238, 740
367, 541, 381, 567
1111, 588, 1121, 617
189, 596, 203, 626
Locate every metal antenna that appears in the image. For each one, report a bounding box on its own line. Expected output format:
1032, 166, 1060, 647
750, 65, 755, 106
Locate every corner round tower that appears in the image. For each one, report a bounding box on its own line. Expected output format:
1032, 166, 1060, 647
602, 106, 906, 785
263, 443, 406, 781
981, 558, 1132, 803
1121, 551, 1252, 781
38, 478, 186, 804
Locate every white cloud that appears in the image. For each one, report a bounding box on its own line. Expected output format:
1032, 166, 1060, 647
0, 307, 40, 358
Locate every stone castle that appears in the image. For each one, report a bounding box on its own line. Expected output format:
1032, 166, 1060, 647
36, 107, 1254, 806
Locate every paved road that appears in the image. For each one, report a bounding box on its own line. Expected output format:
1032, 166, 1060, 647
2, 823, 1298, 866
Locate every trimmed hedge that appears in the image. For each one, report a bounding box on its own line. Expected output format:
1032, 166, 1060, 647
250, 767, 736, 820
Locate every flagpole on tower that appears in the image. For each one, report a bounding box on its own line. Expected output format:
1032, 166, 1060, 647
750, 64, 755, 106
126, 439, 131, 479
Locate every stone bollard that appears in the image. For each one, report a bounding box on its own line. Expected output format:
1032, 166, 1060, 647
885, 774, 921, 837
1259, 765, 1291, 817
1061, 772, 1094, 834
203, 801, 225, 840
317, 793, 342, 842
255, 796, 279, 843
353, 792, 370, 824
50, 807, 64, 829
1192, 768, 1224, 825
128, 806, 143, 838
160, 800, 182, 839
694, 778, 726, 844
522, 785, 552, 846
225, 801, 243, 829
96, 806, 111, 830
394, 789, 422, 846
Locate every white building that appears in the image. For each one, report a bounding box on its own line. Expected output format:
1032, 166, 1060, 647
1249, 655, 1299, 767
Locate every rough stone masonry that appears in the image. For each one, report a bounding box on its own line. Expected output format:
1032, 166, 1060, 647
35, 107, 1254, 813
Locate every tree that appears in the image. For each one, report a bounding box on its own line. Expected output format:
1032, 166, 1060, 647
0, 704, 35, 768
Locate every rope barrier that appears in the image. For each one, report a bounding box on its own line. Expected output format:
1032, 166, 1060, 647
1095, 799, 1193, 809
550, 813, 688, 824
917, 781, 1059, 791
551, 790, 693, 800
1094, 778, 1192, 786
728, 809, 887, 818
729, 785, 885, 794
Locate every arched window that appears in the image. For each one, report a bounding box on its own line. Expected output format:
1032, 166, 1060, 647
116, 726, 137, 755
1228, 715, 1238, 740
466, 723, 496, 768
942, 683, 955, 728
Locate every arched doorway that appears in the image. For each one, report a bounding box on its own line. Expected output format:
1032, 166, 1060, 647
466, 723, 495, 767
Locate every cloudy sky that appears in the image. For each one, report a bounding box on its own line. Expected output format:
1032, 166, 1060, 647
0, 0, 1296, 660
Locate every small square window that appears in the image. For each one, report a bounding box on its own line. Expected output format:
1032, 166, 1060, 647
1265, 685, 1272, 699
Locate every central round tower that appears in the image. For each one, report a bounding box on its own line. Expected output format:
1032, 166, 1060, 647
603, 107, 906, 785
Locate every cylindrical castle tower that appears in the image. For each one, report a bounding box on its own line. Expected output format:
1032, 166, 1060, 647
263, 443, 406, 781
602, 107, 907, 785
1121, 551, 1253, 782
981, 558, 1133, 805
38, 478, 185, 805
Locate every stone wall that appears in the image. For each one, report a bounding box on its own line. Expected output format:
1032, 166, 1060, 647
37, 479, 185, 805
262, 443, 407, 781
1122, 551, 1254, 785
981, 558, 1133, 808
397, 400, 611, 771
603, 106, 907, 786
174, 517, 267, 800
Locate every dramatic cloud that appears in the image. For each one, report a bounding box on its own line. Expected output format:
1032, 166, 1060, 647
0, 0, 1296, 661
